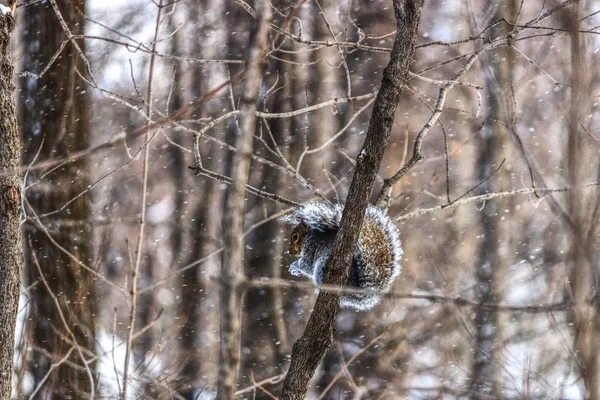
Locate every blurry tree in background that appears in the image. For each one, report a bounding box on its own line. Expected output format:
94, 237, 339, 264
3, 0, 600, 399
18, 0, 96, 398
565, 6, 600, 399
468, 0, 514, 395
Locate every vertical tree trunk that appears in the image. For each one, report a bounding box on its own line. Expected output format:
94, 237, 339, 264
0, 9, 21, 400
468, 3, 513, 396
175, 1, 231, 395
216, 0, 272, 398
565, 8, 600, 399
242, 52, 294, 383
266, 58, 293, 364
309, 0, 340, 180
169, 12, 201, 397
19, 1, 95, 397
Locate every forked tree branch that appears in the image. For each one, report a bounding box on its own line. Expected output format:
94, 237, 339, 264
279, 1, 425, 398
374, 0, 581, 208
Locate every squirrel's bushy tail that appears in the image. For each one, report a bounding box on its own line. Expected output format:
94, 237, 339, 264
281, 201, 402, 311
280, 202, 342, 232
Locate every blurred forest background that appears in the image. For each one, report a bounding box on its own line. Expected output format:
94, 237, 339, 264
7, 0, 600, 398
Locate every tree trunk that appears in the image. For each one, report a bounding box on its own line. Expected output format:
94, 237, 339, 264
19, 1, 96, 397
242, 52, 294, 387
280, 1, 424, 398
0, 9, 21, 400
169, 11, 202, 396
468, 2, 514, 397
216, 0, 272, 398
565, 7, 600, 399
175, 1, 231, 396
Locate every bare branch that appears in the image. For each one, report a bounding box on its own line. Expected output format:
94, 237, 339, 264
395, 183, 600, 222
280, 1, 425, 398
122, 2, 163, 397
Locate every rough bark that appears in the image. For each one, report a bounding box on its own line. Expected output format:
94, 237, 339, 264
565, 8, 600, 399
216, 0, 272, 398
20, 0, 96, 397
0, 10, 21, 400
279, 1, 424, 399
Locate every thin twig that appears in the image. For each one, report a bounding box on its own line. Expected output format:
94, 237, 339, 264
31, 243, 95, 399
28, 347, 75, 400
247, 278, 572, 313
122, 2, 162, 398
395, 182, 600, 222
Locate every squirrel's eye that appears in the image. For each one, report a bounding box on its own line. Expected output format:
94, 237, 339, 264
291, 233, 299, 242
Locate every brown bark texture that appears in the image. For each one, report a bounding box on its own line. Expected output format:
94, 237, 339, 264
216, 0, 272, 398
0, 10, 21, 400
279, 1, 425, 398
19, 0, 96, 397
566, 7, 600, 400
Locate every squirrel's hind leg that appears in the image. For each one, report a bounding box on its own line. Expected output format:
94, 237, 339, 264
340, 294, 381, 311
339, 257, 381, 311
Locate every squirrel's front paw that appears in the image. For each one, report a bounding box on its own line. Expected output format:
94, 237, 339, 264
288, 260, 304, 277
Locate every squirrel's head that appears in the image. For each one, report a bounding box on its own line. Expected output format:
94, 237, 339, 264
289, 222, 308, 256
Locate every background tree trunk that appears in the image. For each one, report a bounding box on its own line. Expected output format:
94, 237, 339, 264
169, 10, 202, 397
565, 7, 600, 399
0, 10, 21, 400
241, 52, 294, 392
170, 1, 231, 395
469, 1, 514, 396
216, 0, 272, 397
19, 1, 96, 397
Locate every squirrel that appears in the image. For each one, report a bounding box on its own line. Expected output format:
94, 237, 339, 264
281, 201, 402, 311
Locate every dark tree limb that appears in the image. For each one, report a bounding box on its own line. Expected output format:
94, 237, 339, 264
216, 0, 272, 398
279, 1, 425, 399
0, 9, 21, 400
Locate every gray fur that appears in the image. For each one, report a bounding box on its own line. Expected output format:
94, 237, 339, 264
281, 201, 402, 311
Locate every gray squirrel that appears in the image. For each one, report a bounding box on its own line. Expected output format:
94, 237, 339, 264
281, 201, 402, 311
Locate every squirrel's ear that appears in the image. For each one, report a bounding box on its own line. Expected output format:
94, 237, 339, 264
298, 219, 308, 231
